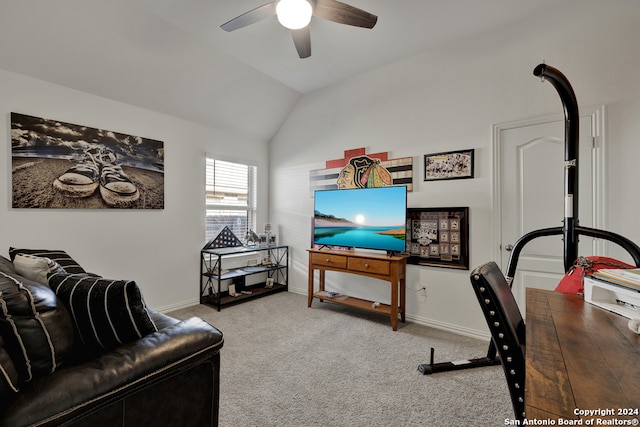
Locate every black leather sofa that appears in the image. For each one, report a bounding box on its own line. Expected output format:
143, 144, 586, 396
0, 251, 223, 427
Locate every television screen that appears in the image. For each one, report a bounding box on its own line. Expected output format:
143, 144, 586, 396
313, 186, 407, 252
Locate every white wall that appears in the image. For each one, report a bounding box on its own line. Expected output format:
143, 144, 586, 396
0, 69, 270, 311
3, 1, 639, 339
269, 1, 640, 338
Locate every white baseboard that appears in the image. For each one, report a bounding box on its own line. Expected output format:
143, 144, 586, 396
287, 287, 491, 341
154, 298, 200, 314
405, 313, 490, 341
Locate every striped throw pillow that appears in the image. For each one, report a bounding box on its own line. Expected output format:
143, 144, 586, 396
9, 248, 87, 275
0, 271, 74, 384
47, 273, 157, 357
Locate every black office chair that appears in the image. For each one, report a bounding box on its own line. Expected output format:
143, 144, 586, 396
470, 261, 526, 423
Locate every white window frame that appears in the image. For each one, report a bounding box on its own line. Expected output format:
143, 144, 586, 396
205, 155, 257, 244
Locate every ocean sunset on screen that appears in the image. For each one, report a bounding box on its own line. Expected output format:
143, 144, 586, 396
313, 186, 407, 252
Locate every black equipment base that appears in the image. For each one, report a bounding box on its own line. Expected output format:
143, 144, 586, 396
417, 345, 500, 375
418, 357, 501, 375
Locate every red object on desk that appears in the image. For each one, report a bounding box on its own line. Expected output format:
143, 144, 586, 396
555, 256, 634, 294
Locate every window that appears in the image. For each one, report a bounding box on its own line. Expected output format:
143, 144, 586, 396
205, 157, 257, 243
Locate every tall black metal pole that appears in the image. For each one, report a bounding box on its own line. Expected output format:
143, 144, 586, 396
423, 63, 640, 376
532, 64, 579, 272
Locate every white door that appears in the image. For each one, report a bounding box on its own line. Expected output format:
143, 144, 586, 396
495, 107, 603, 309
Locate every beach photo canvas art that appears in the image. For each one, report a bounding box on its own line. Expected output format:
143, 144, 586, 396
11, 112, 164, 209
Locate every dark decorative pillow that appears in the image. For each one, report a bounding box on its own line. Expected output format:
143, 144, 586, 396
0, 270, 74, 384
47, 273, 158, 357
9, 248, 87, 275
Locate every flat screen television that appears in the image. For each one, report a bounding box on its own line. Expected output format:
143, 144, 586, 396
313, 186, 407, 253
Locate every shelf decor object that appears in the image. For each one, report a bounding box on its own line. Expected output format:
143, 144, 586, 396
203, 226, 244, 249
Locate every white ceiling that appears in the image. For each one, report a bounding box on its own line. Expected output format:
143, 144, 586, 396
0, 0, 575, 140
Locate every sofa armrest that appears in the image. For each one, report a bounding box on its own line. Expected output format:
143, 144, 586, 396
150, 309, 181, 330
1, 317, 223, 427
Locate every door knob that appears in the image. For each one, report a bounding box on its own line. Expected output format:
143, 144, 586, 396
504, 244, 514, 252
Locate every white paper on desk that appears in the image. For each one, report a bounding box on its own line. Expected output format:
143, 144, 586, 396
620, 268, 640, 283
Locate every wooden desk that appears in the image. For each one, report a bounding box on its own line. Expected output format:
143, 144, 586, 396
307, 249, 406, 331
525, 288, 640, 423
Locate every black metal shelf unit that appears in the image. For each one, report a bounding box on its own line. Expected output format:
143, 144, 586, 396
200, 245, 288, 310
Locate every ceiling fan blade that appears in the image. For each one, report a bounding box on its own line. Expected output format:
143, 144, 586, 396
313, 0, 377, 29
220, 2, 276, 32
291, 27, 311, 59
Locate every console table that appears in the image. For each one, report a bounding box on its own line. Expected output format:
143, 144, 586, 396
307, 249, 407, 331
525, 288, 640, 422
201, 245, 288, 311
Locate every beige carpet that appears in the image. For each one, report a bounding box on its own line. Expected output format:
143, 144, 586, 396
169, 292, 513, 427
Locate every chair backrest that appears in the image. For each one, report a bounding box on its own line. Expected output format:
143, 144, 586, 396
470, 261, 526, 422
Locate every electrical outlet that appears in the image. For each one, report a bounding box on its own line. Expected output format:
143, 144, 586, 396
418, 283, 428, 297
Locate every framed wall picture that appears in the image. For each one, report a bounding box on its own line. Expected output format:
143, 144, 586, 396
11, 112, 164, 209
406, 207, 469, 269
424, 149, 474, 181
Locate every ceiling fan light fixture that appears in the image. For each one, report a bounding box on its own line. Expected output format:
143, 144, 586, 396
276, 0, 313, 30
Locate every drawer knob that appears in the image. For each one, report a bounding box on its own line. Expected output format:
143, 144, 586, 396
364, 263, 369, 268
325, 259, 330, 262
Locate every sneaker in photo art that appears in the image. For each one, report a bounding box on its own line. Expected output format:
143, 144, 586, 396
53, 154, 100, 198
99, 164, 140, 207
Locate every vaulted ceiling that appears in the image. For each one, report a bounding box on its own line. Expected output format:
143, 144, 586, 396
0, 0, 576, 140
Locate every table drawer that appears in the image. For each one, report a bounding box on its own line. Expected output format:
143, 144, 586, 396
347, 258, 390, 275
311, 253, 347, 269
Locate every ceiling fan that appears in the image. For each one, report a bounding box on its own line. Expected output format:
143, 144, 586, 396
220, 0, 378, 59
